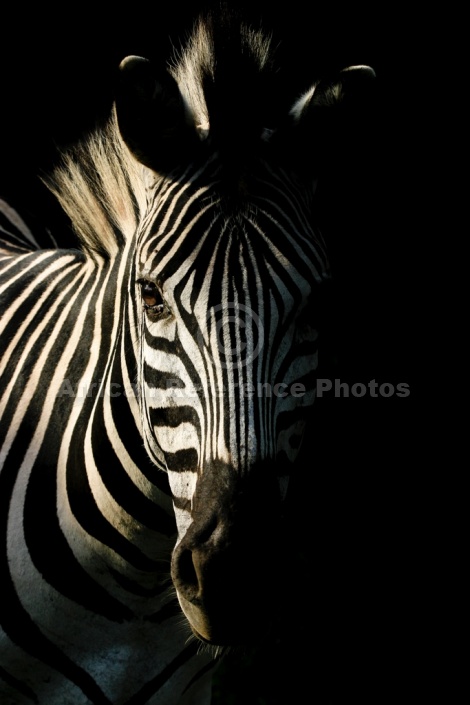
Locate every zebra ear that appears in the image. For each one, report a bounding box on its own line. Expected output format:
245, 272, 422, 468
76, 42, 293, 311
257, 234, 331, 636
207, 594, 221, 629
292, 65, 376, 114
275, 65, 376, 178
115, 56, 200, 173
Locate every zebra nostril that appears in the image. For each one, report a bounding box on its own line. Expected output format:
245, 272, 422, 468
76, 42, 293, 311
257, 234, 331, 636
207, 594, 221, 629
172, 514, 223, 604
177, 547, 199, 590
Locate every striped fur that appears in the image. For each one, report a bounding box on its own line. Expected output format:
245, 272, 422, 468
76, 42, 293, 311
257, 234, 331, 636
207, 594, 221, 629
0, 9, 372, 704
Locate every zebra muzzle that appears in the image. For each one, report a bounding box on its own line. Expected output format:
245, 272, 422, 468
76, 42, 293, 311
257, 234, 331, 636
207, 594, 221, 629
170, 469, 282, 645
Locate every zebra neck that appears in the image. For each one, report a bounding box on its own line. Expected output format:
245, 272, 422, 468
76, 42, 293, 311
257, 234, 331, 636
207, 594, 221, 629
0, 247, 176, 622
53, 257, 176, 589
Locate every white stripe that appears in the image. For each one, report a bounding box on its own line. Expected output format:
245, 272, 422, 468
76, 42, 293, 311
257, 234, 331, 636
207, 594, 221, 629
143, 199, 214, 275
0, 259, 94, 463
0, 250, 58, 300
140, 180, 214, 264
102, 386, 173, 511
83, 418, 171, 561
0, 259, 82, 414
153, 421, 200, 455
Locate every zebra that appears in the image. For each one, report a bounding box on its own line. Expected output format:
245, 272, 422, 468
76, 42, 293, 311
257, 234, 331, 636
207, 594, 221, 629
0, 9, 375, 705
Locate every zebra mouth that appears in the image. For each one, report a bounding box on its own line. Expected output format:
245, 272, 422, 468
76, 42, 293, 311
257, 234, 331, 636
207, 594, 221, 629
177, 593, 222, 644
177, 591, 268, 647
189, 626, 216, 645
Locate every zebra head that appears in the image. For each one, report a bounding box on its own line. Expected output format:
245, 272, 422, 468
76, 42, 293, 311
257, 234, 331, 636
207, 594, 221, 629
115, 20, 375, 646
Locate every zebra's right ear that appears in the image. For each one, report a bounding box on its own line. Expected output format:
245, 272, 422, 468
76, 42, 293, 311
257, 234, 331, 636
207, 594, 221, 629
115, 56, 200, 174
273, 65, 376, 179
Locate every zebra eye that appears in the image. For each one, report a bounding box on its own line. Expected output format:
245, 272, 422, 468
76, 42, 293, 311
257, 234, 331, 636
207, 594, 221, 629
140, 281, 160, 307
136, 279, 167, 318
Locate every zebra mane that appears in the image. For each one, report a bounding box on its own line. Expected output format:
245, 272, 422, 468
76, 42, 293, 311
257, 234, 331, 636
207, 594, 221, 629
42, 110, 147, 259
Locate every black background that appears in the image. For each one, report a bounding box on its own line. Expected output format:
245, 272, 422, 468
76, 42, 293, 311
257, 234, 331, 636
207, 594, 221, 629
0, 2, 426, 703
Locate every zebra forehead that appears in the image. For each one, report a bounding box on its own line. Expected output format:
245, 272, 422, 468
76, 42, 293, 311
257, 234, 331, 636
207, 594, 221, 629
139, 178, 317, 256
137, 212, 318, 292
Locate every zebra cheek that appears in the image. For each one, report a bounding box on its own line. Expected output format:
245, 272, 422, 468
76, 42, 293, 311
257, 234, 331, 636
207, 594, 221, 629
167, 469, 198, 541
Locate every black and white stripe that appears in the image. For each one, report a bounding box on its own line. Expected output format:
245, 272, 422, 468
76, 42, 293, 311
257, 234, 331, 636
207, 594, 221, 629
0, 8, 374, 704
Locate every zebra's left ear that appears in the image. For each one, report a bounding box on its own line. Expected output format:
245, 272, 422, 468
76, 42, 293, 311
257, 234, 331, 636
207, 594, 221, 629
273, 65, 376, 178
115, 56, 201, 174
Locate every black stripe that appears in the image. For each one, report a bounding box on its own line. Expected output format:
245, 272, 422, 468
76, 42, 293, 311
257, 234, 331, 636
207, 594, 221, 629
0, 467, 113, 705
274, 346, 319, 392
91, 398, 176, 536
276, 401, 316, 433
110, 331, 174, 496
227, 253, 242, 455
172, 495, 192, 511
66, 419, 159, 573
165, 448, 199, 472
109, 567, 172, 597
0, 664, 38, 703
240, 232, 262, 465
257, 205, 321, 285
0, 239, 30, 255
122, 643, 204, 705
181, 656, 221, 696
23, 427, 134, 623
143, 365, 185, 390
146, 599, 182, 624
143, 189, 217, 274
150, 405, 200, 429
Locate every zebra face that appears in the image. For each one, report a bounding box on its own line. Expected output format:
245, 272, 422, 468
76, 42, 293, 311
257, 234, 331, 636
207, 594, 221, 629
134, 169, 325, 644
116, 42, 374, 646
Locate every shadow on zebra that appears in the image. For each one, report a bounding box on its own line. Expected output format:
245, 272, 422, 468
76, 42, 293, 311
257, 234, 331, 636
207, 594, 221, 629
0, 6, 375, 705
